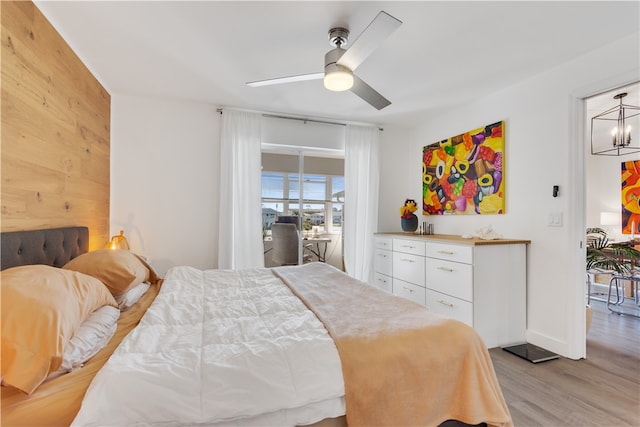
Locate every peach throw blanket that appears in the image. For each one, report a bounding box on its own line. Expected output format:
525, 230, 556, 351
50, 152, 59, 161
274, 263, 513, 427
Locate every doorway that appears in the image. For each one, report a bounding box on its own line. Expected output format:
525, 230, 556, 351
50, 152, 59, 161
261, 150, 345, 269
581, 81, 640, 356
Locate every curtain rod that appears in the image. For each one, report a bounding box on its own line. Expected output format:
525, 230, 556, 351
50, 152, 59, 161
216, 108, 383, 131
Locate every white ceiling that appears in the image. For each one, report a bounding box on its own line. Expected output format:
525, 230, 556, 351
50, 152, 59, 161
34, 1, 640, 128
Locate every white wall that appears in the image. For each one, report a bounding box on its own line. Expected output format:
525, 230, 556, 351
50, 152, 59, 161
378, 125, 414, 229
110, 101, 352, 276
377, 32, 639, 358
110, 94, 220, 276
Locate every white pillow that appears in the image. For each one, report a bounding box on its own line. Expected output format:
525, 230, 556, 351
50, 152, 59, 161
114, 281, 150, 311
47, 305, 120, 379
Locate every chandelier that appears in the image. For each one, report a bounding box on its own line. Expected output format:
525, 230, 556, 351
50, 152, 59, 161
591, 92, 640, 156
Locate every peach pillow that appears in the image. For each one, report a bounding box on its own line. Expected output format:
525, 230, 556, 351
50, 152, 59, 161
1, 265, 117, 394
63, 249, 159, 297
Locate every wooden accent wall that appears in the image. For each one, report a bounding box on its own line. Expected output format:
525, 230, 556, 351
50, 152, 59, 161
1, 1, 110, 250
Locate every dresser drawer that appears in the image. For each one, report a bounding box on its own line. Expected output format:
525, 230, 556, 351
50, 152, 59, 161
425, 258, 473, 302
393, 251, 425, 286
425, 288, 473, 326
374, 249, 392, 276
393, 278, 426, 307
426, 242, 473, 264
393, 238, 426, 256
375, 236, 393, 250
373, 272, 393, 294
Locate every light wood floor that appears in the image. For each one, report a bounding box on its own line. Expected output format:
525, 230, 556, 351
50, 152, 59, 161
489, 301, 640, 426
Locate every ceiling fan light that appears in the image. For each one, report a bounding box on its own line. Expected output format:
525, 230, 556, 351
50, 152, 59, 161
324, 69, 353, 92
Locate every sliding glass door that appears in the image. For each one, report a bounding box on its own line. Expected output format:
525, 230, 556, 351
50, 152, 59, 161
261, 150, 344, 266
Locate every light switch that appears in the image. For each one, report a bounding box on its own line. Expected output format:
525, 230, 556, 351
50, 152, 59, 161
548, 212, 563, 227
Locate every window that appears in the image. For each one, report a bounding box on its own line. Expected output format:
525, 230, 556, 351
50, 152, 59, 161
261, 153, 344, 235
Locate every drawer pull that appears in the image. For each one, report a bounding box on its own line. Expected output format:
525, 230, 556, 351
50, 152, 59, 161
437, 299, 454, 307
437, 250, 455, 255
437, 266, 455, 273
377, 254, 388, 258
401, 258, 415, 263
377, 278, 388, 283
402, 287, 414, 293
401, 244, 415, 248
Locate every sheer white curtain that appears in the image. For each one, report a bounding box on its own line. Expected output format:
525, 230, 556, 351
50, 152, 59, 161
344, 125, 380, 283
218, 110, 265, 269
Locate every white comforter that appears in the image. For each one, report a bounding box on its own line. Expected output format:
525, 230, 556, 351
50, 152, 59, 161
72, 266, 345, 427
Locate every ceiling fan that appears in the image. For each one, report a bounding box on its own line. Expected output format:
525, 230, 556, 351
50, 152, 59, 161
246, 11, 402, 110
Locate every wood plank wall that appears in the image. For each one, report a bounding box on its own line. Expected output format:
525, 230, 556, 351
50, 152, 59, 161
1, 1, 111, 250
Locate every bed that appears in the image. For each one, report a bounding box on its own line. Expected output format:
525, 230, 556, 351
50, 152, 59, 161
1, 226, 512, 427
1, 227, 162, 426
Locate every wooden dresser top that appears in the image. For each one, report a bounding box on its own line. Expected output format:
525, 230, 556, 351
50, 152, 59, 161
375, 232, 531, 246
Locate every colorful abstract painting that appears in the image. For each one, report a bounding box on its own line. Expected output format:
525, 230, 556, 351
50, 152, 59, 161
621, 160, 640, 235
423, 121, 505, 215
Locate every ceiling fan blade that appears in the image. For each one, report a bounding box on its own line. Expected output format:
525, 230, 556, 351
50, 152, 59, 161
246, 72, 323, 87
337, 11, 402, 71
350, 75, 391, 110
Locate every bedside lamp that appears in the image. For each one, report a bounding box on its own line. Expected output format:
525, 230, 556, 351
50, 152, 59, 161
600, 211, 620, 241
600, 212, 619, 227
106, 230, 130, 250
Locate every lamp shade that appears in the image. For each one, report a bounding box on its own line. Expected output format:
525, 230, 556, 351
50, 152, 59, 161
106, 230, 130, 250
600, 211, 620, 226
323, 64, 353, 92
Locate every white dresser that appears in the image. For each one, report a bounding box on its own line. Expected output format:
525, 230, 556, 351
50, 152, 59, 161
373, 233, 530, 349
373, 236, 393, 293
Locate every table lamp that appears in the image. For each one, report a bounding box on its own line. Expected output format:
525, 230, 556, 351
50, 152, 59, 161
600, 211, 621, 241
106, 230, 130, 250
600, 211, 619, 227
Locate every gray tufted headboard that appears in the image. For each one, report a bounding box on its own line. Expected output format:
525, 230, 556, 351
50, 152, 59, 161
1, 226, 89, 271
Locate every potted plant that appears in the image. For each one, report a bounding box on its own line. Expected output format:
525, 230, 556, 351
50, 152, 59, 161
585, 227, 640, 331
586, 227, 640, 274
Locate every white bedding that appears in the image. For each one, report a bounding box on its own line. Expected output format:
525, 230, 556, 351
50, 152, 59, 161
72, 266, 345, 427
